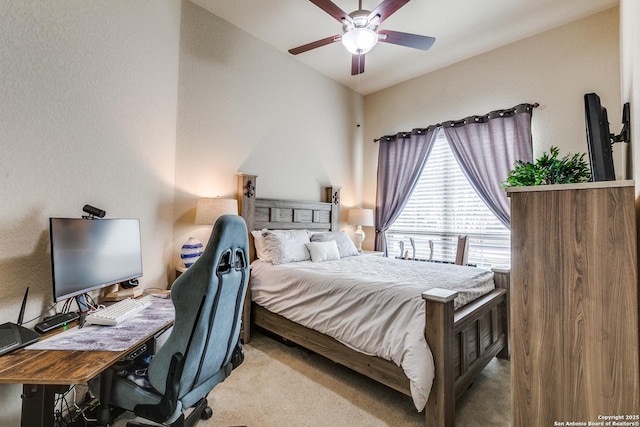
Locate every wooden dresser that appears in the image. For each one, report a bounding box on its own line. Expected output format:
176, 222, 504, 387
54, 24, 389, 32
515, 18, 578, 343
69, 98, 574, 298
507, 181, 639, 425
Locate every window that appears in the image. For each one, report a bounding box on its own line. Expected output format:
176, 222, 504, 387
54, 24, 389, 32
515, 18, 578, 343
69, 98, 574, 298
386, 130, 510, 269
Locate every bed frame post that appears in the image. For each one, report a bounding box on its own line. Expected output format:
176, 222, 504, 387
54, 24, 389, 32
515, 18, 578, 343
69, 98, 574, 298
237, 173, 256, 226
237, 173, 257, 255
492, 268, 510, 359
325, 186, 340, 232
237, 173, 257, 344
423, 288, 458, 427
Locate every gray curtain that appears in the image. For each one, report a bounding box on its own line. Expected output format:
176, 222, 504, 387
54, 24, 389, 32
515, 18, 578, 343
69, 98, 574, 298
442, 104, 534, 228
374, 127, 438, 254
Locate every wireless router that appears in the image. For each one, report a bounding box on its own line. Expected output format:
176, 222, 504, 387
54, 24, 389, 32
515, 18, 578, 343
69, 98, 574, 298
0, 287, 40, 356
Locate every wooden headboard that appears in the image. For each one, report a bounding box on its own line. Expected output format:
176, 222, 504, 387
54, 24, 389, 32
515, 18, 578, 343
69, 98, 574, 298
236, 173, 340, 261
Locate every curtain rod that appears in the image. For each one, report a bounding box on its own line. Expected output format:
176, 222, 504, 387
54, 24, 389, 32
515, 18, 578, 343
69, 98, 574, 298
373, 102, 539, 142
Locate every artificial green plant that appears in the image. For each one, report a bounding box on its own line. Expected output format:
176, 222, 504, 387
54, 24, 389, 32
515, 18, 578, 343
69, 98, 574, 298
503, 146, 591, 187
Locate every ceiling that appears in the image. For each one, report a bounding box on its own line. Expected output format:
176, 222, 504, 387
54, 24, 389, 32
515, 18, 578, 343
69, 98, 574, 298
191, 0, 618, 95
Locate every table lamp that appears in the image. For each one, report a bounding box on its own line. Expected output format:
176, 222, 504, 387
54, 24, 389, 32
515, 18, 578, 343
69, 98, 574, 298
348, 208, 374, 253
195, 198, 238, 225
181, 198, 238, 268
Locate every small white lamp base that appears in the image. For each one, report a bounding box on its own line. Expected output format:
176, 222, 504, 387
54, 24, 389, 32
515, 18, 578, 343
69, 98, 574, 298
355, 225, 365, 253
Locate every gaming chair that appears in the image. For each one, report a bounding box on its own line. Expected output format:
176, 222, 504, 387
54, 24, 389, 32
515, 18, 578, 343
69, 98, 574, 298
91, 214, 249, 427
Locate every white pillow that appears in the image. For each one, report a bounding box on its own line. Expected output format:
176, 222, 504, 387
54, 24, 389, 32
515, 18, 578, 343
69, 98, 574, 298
309, 231, 359, 258
305, 240, 340, 263
250, 229, 270, 261
262, 229, 311, 265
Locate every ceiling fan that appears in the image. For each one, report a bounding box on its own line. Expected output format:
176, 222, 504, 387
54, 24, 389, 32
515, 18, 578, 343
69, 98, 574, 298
288, 0, 436, 76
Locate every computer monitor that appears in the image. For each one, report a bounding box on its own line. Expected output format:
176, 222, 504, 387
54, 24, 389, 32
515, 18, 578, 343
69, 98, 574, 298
49, 218, 143, 307
584, 93, 615, 181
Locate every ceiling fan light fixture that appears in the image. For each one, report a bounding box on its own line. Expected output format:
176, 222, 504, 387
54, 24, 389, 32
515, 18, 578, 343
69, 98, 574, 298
341, 27, 378, 55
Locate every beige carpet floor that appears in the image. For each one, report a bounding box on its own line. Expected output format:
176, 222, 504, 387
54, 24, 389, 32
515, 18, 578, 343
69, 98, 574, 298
115, 331, 510, 426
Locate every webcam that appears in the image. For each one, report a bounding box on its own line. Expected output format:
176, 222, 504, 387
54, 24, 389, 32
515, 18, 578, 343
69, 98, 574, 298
82, 204, 106, 219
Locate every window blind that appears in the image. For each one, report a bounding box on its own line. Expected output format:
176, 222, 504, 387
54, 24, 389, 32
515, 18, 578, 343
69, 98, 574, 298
387, 130, 510, 269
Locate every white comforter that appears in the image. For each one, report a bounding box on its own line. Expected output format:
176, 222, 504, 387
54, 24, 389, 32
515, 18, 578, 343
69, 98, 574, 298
250, 255, 495, 411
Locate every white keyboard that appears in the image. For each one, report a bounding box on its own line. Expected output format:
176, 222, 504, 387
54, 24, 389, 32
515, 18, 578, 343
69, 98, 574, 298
84, 298, 151, 326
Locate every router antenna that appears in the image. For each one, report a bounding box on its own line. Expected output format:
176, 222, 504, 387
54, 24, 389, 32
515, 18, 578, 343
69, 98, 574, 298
17, 287, 29, 325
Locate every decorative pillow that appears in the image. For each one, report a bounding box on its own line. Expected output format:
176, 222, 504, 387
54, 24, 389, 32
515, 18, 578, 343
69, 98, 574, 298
262, 229, 311, 265
310, 231, 359, 258
250, 229, 270, 261
305, 240, 340, 263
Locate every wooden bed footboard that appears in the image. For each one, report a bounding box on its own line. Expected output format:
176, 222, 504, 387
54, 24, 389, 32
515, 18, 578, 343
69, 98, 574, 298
424, 268, 509, 427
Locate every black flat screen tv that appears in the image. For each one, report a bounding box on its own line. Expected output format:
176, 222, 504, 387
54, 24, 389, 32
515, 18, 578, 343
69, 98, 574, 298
584, 92, 615, 181
49, 218, 143, 303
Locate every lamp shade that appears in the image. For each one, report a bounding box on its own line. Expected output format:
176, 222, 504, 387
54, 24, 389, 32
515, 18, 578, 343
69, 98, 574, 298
195, 198, 238, 225
341, 27, 378, 55
347, 208, 374, 227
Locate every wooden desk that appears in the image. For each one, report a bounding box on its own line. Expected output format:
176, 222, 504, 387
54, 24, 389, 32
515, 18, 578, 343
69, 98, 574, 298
0, 310, 173, 427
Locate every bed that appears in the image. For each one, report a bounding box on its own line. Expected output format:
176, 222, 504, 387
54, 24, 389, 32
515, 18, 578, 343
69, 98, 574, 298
236, 173, 510, 427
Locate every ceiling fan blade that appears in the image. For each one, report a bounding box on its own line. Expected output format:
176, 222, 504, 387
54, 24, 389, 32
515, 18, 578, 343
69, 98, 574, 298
288, 34, 341, 55
309, 0, 352, 24
368, 0, 411, 23
378, 29, 436, 50
351, 54, 365, 75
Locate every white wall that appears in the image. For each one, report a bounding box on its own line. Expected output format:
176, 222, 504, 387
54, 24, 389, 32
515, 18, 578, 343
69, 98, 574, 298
0, 1, 181, 423
362, 7, 621, 223
173, 1, 362, 258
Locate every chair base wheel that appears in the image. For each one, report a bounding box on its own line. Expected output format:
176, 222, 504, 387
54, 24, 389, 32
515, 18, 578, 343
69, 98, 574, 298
201, 406, 213, 420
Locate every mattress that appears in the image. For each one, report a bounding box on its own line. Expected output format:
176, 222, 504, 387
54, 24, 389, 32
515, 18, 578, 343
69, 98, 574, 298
249, 255, 495, 411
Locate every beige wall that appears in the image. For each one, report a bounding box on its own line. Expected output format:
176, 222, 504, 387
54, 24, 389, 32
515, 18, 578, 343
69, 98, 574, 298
362, 7, 621, 225
172, 1, 362, 259
0, 1, 361, 423
0, 0, 632, 424
0, 0, 182, 423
